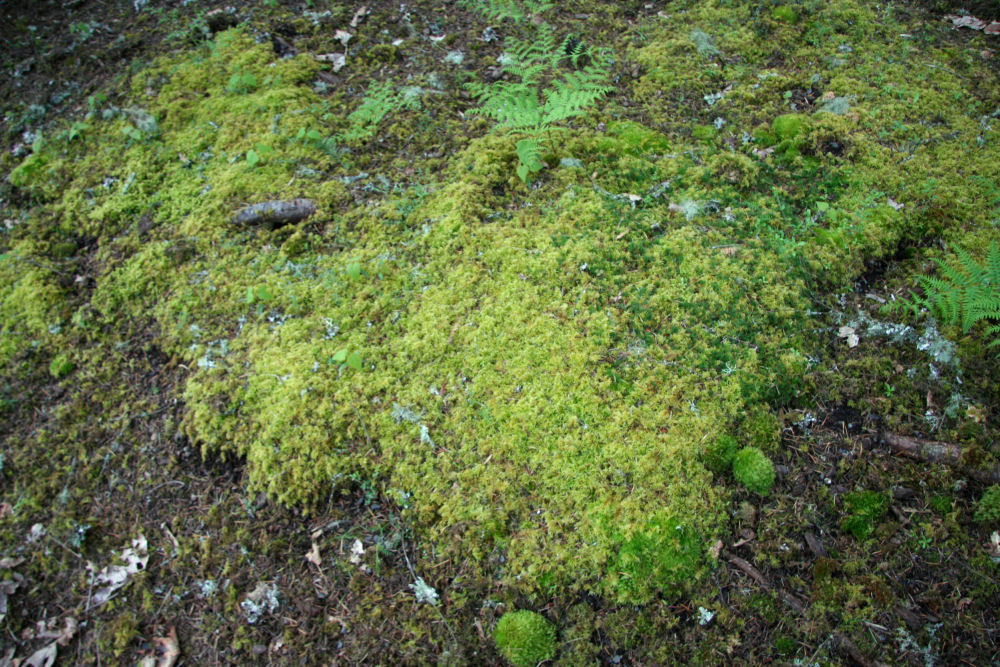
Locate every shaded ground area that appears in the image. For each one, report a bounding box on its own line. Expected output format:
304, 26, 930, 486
2, 0, 999, 665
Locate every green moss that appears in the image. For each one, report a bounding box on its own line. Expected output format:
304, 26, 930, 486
494, 610, 557, 667
841, 490, 890, 539
973, 486, 1000, 525
772, 114, 808, 142
929, 494, 953, 515
771, 6, 800, 23
48, 353, 75, 378
692, 124, 717, 142
702, 434, 738, 474
732, 447, 775, 496
740, 410, 781, 456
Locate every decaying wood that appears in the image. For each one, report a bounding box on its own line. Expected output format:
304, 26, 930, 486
232, 199, 316, 228
725, 551, 806, 615
725, 552, 891, 667
880, 431, 1000, 483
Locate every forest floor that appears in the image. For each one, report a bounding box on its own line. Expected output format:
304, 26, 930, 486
1, 0, 999, 665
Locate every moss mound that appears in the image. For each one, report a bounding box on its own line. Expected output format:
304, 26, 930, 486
494, 610, 557, 667
733, 447, 776, 496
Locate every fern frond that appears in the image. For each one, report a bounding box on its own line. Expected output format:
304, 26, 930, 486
907, 242, 1000, 350
468, 83, 543, 130
540, 67, 611, 125
460, 0, 552, 22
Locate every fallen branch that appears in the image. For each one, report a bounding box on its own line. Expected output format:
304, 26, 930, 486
880, 431, 1000, 483
232, 199, 316, 228
725, 552, 806, 614
725, 552, 891, 667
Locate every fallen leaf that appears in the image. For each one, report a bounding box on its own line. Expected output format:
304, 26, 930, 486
887, 197, 905, 210
153, 627, 181, 667
0, 574, 23, 622
0, 557, 24, 569
837, 325, 859, 347
348, 538, 364, 565
334, 30, 352, 47
350, 5, 370, 28
88, 535, 149, 609
316, 53, 346, 72
22, 642, 57, 667
946, 14, 987, 30
0, 502, 12, 517
34, 616, 78, 646
305, 542, 322, 567
986, 22, 1000, 35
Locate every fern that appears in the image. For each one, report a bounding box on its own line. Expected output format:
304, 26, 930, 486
460, 0, 553, 22
466, 22, 611, 182
895, 243, 1000, 349
341, 80, 420, 145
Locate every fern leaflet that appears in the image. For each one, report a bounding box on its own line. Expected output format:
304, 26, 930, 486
896, 242, 1000, 350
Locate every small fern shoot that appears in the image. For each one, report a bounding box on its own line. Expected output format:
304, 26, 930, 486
466, 24, 612, 182
460, 0, 553, 23
341, 80, 421, 146
892, 243, 1000, 349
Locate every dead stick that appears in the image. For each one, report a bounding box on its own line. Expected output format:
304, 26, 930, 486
724, 552, 806, 615
725, 552, 890, 667
880, 431, 1000, 483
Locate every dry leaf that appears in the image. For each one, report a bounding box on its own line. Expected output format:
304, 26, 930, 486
88, 535, 149, 608
350, 5, 370, 28
0, 502, 12, 517
316, 53, 347, 72
22, 642, 57, 667
334, 30, 352, 47
986, 23, 1000, 35
305, 542, 322, 567
837, 325, 860, 347
153, 627, 181, 667
887, 198, 905, 210
348, 538, 364, 565
946, 14, 987, 30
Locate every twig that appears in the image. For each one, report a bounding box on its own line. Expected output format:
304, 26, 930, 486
725, 552, 891, 666
880, 431, 1000, 483
724, 551, 806, 614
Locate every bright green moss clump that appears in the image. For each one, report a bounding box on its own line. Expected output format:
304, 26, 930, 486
733, 447, 776, 496
48, 353, 75, 378
841, 491, 890, 539
703, 434, 739, 474
494, 610, 557, 667
740, 410, 782, 456
974, 486, 1000, 525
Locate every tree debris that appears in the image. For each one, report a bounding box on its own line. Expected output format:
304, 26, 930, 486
232, 199, 316, 228
880, 431, 1000, 483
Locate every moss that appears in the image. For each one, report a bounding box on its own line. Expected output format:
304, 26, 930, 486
841, 490, 890, 540
771, 6, 799, 23
928, 494, 953, 516
772, 114, 808, 142
702, 433, 739, 474
493, 610, 557, 667
692, 124, 717, 142
48, 353, 75, 378
973, 486, 1000, 525
740, 410, 782, 456
732, 447, 775, 496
